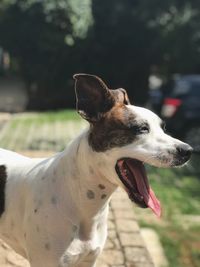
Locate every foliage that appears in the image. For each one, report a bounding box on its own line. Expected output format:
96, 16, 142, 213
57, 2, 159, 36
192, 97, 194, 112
0, 0, 200, 108
0, 0, 92, 108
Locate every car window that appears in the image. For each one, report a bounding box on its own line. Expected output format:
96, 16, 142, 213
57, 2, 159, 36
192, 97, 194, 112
190, 82, 200, 96
172, 80, 190, 96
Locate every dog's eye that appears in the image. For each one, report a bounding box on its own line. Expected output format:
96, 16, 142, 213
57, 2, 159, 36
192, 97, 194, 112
139, 125, 150, 134
129, 124, 150, 135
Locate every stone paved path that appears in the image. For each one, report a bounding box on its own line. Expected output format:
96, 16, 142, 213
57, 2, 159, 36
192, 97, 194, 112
97, 189, 154, 267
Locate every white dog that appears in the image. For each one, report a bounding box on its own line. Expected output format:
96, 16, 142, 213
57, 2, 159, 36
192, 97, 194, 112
0, 74, 192, 267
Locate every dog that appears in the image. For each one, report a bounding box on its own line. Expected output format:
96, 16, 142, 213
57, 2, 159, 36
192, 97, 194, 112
0, 74, 192, 267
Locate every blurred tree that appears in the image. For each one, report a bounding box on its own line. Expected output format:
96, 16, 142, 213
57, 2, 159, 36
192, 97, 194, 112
137, 0, 200, 75
0, 0, 200, 108
0, 0, 93, 109
82, 0, 200, 104
83, 0, 158, 104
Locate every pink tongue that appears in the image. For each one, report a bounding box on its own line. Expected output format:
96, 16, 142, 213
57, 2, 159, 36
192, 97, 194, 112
126, 160, 161, 217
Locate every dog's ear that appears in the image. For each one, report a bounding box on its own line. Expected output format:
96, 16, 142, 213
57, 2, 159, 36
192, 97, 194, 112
73, 74, 114, 122
111, 88, 130, 105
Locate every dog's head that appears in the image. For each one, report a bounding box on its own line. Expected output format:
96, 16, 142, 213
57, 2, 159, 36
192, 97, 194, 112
74, 74, 193, 216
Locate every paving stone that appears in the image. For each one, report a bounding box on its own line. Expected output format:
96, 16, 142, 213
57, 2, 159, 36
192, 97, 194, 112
111, 200, 133, 210
105, 235, 120, 249
114, 210, 136, 220
115, 219, 140, 232
108, 229, 117, 239
96, 263, 109, 267
108, 211, 114, 220
127, 263, 155, 267
108, 219, 116, 230
119, 232, 145, 247
141, 228, 168, 267
124, 247, 154, 264
98, 249, 124, 265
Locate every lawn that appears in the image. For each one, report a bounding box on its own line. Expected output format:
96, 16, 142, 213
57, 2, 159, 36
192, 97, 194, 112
0, 110, 86, 151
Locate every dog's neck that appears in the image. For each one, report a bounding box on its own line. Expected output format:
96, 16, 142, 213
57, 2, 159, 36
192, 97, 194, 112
57, 129, 117, 223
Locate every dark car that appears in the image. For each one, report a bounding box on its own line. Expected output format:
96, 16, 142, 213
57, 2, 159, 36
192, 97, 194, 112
149, 75, 200, 152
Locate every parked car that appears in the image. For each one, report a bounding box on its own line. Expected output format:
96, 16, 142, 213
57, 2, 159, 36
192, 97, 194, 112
149, 75, 200, 152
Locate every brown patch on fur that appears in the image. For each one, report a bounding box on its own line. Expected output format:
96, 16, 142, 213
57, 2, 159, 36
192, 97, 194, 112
0, 165, 7, 216
89, 105, 137, 152
110, 88, 130, 105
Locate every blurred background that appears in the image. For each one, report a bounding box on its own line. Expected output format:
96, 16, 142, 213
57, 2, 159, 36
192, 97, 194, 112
0, 1, 199, 267
0, 0, 200, 151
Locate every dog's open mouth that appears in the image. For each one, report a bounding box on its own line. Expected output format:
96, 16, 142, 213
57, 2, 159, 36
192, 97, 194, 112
115, 158, 161, 217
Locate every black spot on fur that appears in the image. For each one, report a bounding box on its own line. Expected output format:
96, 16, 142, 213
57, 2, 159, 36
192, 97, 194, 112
87, 190, 95, 199
45, 243, 50, 250
11, 220, 15, 228
89, 166, 94, 174
51, 196, 57, 205
0, 165, 7, 216
98, 184, 105, 190
101, 194, 107, 199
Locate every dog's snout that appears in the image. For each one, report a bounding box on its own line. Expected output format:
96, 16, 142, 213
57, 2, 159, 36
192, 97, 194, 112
176, 144, 193, 158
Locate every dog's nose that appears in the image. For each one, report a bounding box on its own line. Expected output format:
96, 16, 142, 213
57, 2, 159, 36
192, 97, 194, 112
176, 144, 193, 158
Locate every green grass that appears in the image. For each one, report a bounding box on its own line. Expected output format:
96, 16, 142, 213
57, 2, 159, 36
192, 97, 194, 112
140, 222, 200, 267
0, 110, 85, 151
147, 166, 200, 217
10, 109, 81, 128
138, 165, 200, 267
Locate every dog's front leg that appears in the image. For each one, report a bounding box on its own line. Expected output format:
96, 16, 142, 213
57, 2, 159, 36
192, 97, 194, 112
75, 247, 100, 267
59, 239, 100, 267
